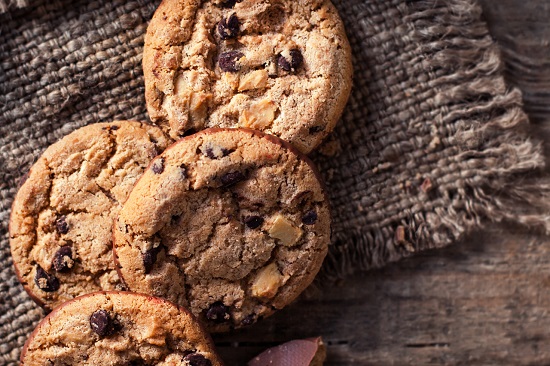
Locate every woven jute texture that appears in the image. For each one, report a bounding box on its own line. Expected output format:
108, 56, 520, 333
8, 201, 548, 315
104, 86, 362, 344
0, 0, 26, 13
0, 0, 545, 363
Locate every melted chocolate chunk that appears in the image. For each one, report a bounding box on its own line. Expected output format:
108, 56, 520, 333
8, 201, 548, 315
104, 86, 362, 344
244, 216, 264, 229
218, 13, 239, 39
221, 171, 245, 187
206, 302, 230, 323
52, 246, 74, 272
151, 157, 165, 174
219, 51, 244, 72
183, 353, 212, 366
278, 49, 303, 72
89, 310, 114, 337
56, 216, 69, 234
142, 245, 162, 274
302, 210, 318, 225
34, 265, 60, 292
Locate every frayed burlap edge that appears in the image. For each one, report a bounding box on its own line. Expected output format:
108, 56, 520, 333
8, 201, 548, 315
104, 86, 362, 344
317, 0, 548, 281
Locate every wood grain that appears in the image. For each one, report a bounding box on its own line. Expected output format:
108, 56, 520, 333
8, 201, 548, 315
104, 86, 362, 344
479, 0, 550, 123
215, 1, 550, 364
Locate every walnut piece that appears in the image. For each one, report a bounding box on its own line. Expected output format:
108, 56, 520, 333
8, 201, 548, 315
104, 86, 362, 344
239, 99, 277, 129
268, 214, 302, 247
251, 263, 284, 299
189, 91, 212, 122
238, 69, 268, 91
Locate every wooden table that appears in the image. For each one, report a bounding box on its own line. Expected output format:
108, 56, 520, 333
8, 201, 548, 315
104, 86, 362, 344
214, 1, 550, 364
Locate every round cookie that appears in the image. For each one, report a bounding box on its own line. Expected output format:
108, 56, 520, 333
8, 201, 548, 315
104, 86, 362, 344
9, 121, 171, 310
113, 128, 330, 332
143, 0, 352, 154
21, 291, 223, 366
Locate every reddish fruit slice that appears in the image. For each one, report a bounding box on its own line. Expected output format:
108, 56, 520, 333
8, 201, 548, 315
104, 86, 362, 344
248, 337, 326, 366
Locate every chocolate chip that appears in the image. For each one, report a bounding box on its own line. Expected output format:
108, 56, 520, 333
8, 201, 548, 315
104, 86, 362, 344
56, 216, 69, 234
244, 216, 263, 229
278, 55, 291, 71
218, 13, 239, 39
183, 353, 212, 366
52, 246, 74, 272
278, 49, 303, 72
142, 246, 162, 274
220, 171, 245, 186
90, 310, 114, 337
219, 51, 244, 72
205, 148, 216, 159
302, 210, 318, 225
206, 302, 230, 323
34, 265, 60, 292
241, 314, 255, 326
151, 158, 165, 174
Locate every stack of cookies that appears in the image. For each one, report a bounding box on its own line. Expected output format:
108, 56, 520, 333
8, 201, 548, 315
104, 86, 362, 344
9, 0, 352, 364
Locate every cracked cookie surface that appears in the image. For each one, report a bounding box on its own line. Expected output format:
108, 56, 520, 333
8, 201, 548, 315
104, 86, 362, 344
143, 0, 352, 153
113, 128, 330, 332
21, 291, 223, 366
9, 122, 171, 310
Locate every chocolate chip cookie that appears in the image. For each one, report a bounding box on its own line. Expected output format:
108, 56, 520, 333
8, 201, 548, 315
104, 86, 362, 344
21, 291, 223, 366
9, 121, 171, 310
113, 128, 331, 332
143, 0, 352, 153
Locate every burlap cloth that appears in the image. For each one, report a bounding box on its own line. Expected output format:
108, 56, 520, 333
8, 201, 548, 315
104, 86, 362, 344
0, 0, 546, 364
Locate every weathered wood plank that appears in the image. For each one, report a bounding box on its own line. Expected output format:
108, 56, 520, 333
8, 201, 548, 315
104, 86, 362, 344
478, 0, 550, 122
215, 1, 550, 364
216, 227, 550, 365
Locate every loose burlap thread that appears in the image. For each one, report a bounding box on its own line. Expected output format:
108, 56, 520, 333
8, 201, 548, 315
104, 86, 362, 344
0, 0, 546, 364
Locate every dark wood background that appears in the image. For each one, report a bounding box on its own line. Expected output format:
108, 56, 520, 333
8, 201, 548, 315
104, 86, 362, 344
214, 1, 550, 364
